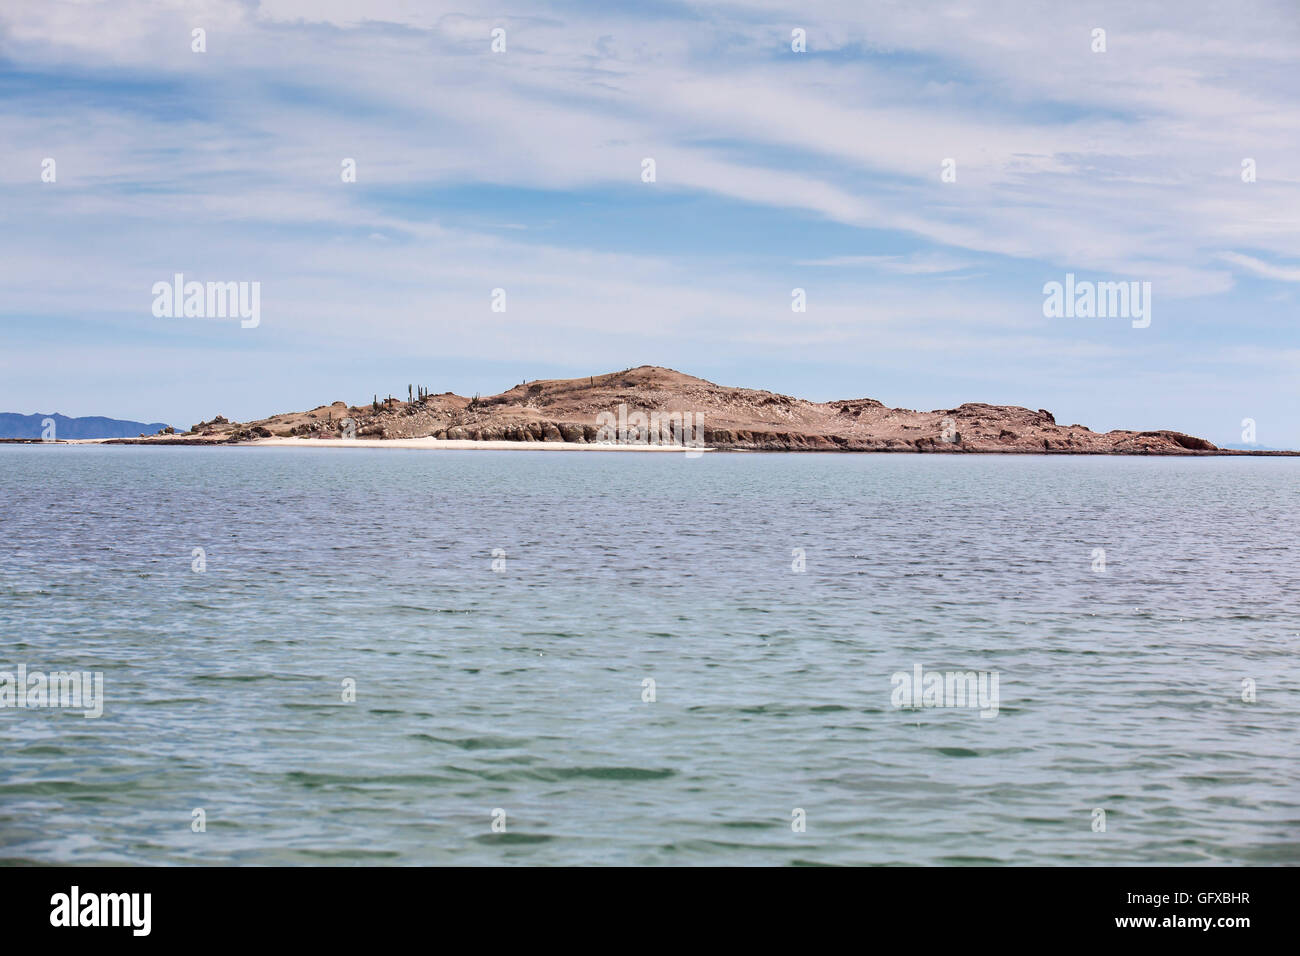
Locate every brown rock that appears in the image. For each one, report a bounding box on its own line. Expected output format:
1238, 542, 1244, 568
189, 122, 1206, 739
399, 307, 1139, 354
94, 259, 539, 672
183, 365, 1252, 456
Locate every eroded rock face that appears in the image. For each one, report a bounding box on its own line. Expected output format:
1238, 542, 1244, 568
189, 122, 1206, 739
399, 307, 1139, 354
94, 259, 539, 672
106, 365, 1250, 455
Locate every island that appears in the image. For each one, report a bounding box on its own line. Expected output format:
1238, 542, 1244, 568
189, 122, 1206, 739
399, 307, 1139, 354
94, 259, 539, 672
63, 366, 1292, 455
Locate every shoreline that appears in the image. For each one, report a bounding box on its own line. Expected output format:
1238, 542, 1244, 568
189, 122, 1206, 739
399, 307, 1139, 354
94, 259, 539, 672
16, 436, 708, 453
254, 436, 705, 452
3, 437, 1296, 456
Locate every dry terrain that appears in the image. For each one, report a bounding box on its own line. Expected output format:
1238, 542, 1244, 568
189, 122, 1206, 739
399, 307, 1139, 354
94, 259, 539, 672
91, 366, 1268, 455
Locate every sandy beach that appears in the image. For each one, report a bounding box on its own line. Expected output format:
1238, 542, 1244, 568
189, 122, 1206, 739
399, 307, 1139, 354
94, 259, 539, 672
254, 436, 707, 453
59, 435, 709, 453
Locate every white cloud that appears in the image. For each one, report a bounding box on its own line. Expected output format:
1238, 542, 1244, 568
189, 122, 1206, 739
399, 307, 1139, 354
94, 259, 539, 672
798, 253, 975, 274
1216, 252, 1300, 282
1, 0, 1298, 437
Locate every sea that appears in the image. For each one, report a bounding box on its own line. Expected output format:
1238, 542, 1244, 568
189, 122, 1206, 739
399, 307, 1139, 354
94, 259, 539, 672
1, 445, 1296, 865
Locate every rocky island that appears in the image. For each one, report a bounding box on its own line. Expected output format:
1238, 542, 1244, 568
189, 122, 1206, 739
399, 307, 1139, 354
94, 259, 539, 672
92, 366, 1285, 455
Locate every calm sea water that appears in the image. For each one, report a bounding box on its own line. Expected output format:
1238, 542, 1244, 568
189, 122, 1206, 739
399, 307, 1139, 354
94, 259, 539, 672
1, 446, 1297, 865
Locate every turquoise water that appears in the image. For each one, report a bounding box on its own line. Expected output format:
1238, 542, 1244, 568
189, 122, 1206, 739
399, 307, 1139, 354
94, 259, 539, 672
1, 446, 1297, 865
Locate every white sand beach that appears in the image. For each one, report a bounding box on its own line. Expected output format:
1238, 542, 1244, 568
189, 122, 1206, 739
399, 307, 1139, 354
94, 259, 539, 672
255, 437, 707, 452
61, 436, 709, 453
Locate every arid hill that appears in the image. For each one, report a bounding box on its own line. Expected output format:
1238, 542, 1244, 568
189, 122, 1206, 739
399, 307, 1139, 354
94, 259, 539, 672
107, 365, 1267, 455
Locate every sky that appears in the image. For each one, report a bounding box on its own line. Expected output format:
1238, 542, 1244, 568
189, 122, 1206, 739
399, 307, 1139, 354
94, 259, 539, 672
1, 0, 1297, 448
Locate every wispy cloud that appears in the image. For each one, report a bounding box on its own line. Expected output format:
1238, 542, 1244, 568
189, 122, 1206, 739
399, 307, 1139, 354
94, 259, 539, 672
0, 0, 1298, 447
1216, 252, 1300, 282
798, 253, 975, 274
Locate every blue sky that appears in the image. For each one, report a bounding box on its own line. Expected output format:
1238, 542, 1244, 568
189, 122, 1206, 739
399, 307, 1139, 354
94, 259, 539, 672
1, 0, 1297, 447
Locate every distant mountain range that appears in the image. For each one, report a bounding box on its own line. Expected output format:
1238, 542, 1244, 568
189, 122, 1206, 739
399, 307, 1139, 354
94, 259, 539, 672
0, 412, 171, 440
